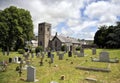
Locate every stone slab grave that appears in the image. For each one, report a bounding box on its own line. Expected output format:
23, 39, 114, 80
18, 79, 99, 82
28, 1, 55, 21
76, 66, 111, 72
92, 48, 96, 55
27, 66, 38, 82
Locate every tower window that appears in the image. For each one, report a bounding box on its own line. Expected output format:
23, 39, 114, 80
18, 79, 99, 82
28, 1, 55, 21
47, 28, 49, 31
39, 41, 42, 46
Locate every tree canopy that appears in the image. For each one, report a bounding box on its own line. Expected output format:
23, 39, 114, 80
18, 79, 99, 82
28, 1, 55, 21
94, 22, 120, 48
0, 6, 33, 55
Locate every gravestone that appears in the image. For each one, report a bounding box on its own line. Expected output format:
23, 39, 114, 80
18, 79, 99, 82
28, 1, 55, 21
99, 52, 109, 62
50, 54, 54, 63
9, 58, 12, 63
27, 66, 36, 82
80, 48, 84, 56
31, 53, 34, 58
48, 51, 51, 58
92, 48, 96, 55
14, 56, 19, 63
68, 51, 72, 57
18, 57, 21, 62
59, 54, 64, 60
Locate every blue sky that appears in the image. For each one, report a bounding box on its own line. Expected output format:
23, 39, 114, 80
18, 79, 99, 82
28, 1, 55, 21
0, 0, 120, 40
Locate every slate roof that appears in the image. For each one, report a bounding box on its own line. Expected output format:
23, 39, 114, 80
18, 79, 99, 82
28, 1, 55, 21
51, 35, 80, 44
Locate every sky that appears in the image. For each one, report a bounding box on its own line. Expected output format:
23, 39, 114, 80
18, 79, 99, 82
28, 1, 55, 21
0, 0, 120, 40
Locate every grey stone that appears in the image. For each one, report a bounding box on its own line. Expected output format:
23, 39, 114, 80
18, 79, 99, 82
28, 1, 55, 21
27, 66, 36, 82
80, 48, 84, 56
99, 52, 109, 62
59, 54, 64, 60
92, 48, 96, 55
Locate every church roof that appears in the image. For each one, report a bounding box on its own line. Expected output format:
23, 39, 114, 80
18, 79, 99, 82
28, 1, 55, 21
55, 35, 80, 44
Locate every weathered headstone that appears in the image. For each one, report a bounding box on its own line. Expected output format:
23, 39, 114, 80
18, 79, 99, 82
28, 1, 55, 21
59, 54, 64, 60
99, 52, 109, 62
92, 48, 96, 55
18, 57, 21, 62
68, 51, 72, 57
50, 54, 54, 63
48, 51, 51, 58
27, 66, 36, 82
9, 58, 12, 63
80, 48, 84, 56
14, 56, 19, 63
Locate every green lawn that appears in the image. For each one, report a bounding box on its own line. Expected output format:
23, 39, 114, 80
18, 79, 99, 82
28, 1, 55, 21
0, 49, 120, 83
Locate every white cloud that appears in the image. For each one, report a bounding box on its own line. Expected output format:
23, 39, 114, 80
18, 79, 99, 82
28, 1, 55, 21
0, 0, 120, 40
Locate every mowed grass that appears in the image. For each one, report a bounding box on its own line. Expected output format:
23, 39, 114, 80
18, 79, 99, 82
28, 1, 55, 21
0, 49, 120, 83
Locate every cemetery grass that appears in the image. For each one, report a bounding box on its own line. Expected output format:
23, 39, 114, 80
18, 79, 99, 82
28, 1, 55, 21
0, 49, 120, 83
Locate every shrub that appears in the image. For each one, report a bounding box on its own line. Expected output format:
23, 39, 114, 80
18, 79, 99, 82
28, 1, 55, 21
18, 49, 25, 54
35, 46, 43, 53
61, 45, 67, 51
76, 46, 81, 51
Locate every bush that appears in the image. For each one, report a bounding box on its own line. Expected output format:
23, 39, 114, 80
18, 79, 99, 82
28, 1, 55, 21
18, 49, 25, 54
61, 45, 67, 51
35, 46, 43, 53
0, 48, 2, 52
76, 46, 81, 51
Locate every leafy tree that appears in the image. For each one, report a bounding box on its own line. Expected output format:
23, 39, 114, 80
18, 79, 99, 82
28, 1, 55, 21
94, 22, 120, 48
0, 6, 33, 55
94, 25, 108, 48
61, 45, 67, 51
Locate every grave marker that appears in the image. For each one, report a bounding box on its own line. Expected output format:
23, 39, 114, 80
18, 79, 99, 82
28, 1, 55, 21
27, 66, 36, 82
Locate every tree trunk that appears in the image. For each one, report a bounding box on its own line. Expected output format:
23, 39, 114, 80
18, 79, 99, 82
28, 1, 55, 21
7, 46, 9, 56
2, 48, 5, 55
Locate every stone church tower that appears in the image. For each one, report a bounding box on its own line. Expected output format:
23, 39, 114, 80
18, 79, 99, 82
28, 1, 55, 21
38, 22, 51, 51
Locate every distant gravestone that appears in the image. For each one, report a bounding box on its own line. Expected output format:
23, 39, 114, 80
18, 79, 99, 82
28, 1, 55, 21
48, 52, 51, 58
9, 58, 12, 63
50, 54, 54, 63
18, 57, 21, 61
99, 52, 109, 62
14, 56, 19, 63
27, 66, 36, 82
68, 51, 72, 57
31, 53, 34, 58
80, 48, 84, 56
92, 48, 96, 55
59, 54, 64, 60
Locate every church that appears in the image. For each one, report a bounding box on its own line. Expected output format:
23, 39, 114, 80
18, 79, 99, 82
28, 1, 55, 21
38, 22, 80, 51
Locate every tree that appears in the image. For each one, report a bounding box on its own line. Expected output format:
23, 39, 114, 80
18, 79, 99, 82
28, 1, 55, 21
94, 22, 120, 48
0, 6, 33, 55
94, 25, 108, 48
